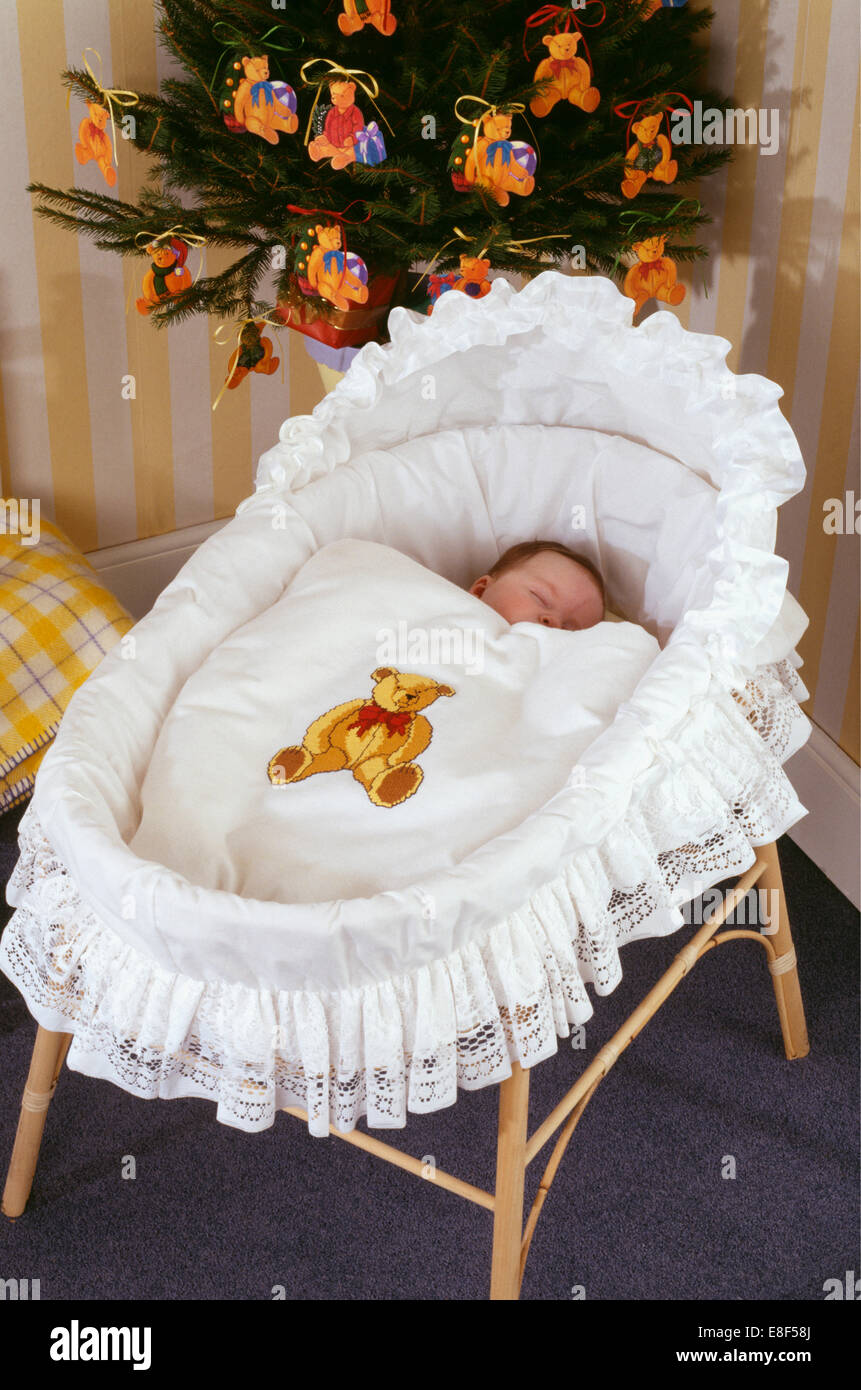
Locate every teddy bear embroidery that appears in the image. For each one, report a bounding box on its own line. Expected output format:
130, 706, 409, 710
267, 666, 455, 808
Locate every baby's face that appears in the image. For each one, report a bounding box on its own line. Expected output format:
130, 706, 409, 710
470, 552, 605, 631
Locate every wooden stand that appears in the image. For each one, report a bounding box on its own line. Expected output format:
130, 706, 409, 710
2, 842, 810, 1298
2, 1025, 72, 1219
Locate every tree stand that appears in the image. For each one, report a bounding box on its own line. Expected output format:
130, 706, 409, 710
2, 840, 809, 1299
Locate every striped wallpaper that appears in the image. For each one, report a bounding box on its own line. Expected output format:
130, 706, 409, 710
0, 0, 858, 765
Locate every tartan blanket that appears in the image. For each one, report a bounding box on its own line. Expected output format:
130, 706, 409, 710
0, 517, 133, 813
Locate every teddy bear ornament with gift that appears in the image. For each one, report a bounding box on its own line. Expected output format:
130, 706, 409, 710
307, 78, 387, 170
621, 113, 678, 197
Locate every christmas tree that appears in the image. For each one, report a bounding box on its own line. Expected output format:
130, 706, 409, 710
31, 0, 733, 346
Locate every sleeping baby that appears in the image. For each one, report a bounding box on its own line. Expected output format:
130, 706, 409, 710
131, 536, 657, 903
470, 540, 606, 630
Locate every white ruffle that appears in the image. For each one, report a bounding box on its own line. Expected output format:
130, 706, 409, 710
1, 272, 814, 1135
250, 272, 805, 670
0, 660, 809, 1135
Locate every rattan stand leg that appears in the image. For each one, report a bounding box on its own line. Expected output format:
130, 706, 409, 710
2, 1025, 72, 1219
756, 839, 810, 1059
490, 1059, 530, 1300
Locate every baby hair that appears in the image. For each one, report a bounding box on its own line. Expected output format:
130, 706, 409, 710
488, 541, 605, 606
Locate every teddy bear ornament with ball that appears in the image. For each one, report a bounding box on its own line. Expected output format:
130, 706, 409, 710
219, 50, 298, 144
449, 98, 537, 206
295, 224, 370, 312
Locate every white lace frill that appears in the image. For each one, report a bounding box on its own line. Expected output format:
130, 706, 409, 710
1, 660, 809, 1136
1, 273, 813, 1135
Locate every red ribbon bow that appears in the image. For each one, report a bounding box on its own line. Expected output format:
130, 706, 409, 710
285, 201, 372, 224
522, 2, 606, 76
613, 92, 694, 147
348, 702, 413, 737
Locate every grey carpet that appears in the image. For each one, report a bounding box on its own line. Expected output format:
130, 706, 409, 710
0, 795, 857, 1306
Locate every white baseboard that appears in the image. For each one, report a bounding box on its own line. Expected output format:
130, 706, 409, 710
784, 724, 860, 909
85, 524, 860, 909
85, 518, 228, 621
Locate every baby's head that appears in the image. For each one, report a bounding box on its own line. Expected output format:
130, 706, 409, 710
470, 541, 605, 631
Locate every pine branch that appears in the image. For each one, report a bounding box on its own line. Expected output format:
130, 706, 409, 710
38, 0, 737, 327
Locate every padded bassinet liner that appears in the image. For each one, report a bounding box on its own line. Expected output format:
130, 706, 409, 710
0, 272, 812, 1136
125, 538, 663, 902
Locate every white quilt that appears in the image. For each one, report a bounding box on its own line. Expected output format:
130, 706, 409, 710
129, 540, 660, 903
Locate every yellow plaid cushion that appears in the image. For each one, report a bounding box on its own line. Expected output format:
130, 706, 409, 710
1, 518, 133, 813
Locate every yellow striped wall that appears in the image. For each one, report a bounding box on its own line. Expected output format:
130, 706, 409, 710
1, 0, 858, 764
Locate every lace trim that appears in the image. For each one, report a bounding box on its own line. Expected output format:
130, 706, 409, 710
0, 660, 809, 1135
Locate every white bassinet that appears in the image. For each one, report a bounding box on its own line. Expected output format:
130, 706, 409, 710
1, 274, 813, 1292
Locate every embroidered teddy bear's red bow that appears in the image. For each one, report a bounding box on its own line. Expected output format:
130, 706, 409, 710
347, 702, 413, 737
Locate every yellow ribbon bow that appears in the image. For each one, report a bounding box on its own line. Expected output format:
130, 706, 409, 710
502, 234, 569, 255
415, 228, 571, 294
413, 227, 490, 291
211, 313, 285, 412
134, 226, 207, 269
299, 58, 394, 146
74, 48, 139, 174
453, 96, 528, 126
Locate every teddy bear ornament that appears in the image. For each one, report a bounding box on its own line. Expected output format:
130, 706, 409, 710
426, 255, 492, 314
221, 53, 298, 143
75, 102, 117, 186
135, 238, 193, 316
339, 0, 397, 36
620, 111, 679, 197
224, 320, 280, 390
295, 225, 370, 311
529, 27, 600, 117
623, 234, 686, 316
450, 104, 536, 206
